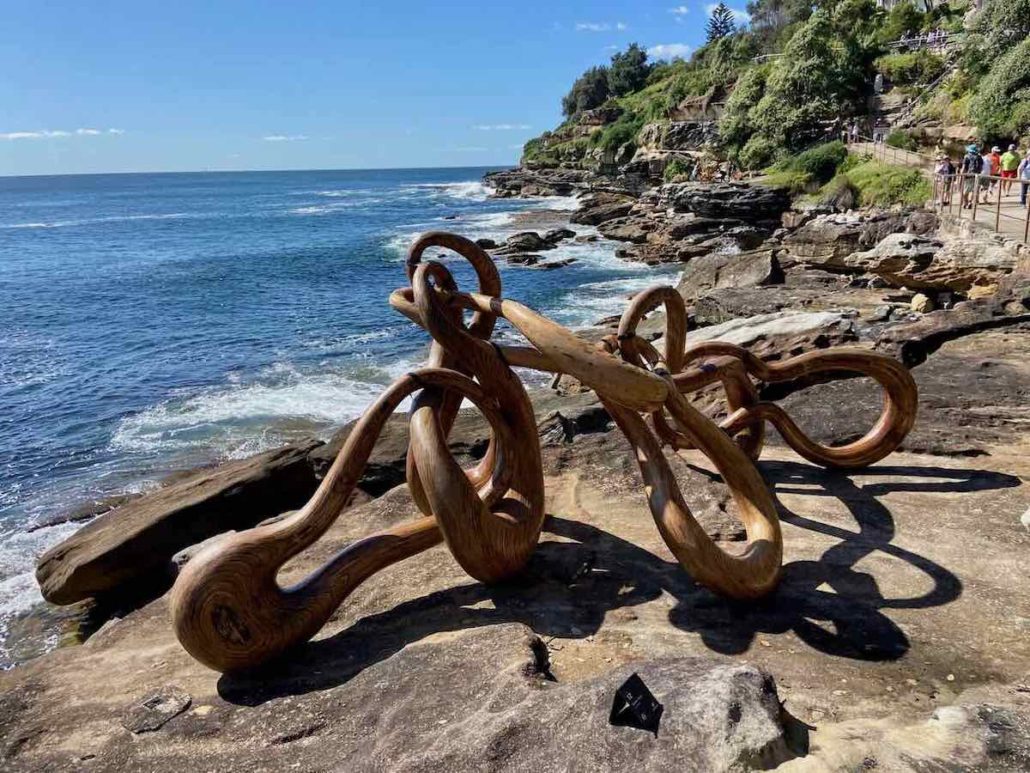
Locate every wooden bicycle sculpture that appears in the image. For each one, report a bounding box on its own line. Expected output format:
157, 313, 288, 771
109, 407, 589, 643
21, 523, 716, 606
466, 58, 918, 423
170, 232, 918, 673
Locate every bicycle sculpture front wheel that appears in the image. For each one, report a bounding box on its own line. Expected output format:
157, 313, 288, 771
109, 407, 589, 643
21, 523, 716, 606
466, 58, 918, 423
169, 231, 917, 673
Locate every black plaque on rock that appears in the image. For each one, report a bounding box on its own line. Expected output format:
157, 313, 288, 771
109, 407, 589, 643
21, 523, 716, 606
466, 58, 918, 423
609, 673, 663, 736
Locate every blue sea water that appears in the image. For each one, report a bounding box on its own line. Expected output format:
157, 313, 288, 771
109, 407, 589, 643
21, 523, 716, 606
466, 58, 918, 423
0, 166, 675, 657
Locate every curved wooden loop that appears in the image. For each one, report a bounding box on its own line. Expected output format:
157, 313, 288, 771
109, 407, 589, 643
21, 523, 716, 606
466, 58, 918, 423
604, 390, 782, 599
616, 286, 687, 374
614, 286, 766, 458
170, 368, 521, 673
682, 344, 918, 469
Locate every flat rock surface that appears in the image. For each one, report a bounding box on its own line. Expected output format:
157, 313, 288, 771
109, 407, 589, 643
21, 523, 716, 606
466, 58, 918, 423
3, 381, 1029, 769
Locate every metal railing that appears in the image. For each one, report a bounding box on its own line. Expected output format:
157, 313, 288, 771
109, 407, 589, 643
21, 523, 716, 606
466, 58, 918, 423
931, 171, 1030, 244
846, 134, 937, 169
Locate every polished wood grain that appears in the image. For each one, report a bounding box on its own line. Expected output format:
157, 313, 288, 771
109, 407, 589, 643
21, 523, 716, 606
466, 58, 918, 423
170, 231, 918, 672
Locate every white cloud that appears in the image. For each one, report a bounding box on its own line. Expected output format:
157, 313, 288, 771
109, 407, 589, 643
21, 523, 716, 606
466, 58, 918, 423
704, 4, 751, 23
648, 43, 693, 60
670, 5, 690, 15
575, 21, 627, 32
472, 123, 531, 131
0, 128, 123, 140
262, 134, 308, 142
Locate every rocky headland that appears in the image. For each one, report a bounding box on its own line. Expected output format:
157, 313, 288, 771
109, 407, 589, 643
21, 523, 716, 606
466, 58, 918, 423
2, 164, 1030, 771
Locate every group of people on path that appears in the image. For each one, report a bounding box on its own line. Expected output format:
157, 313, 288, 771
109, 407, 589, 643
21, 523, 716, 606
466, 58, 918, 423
935, 143, 1030, 210
895, 28, 953, 53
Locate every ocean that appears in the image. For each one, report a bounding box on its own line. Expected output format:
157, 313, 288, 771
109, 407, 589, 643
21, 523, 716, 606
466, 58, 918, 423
0, 166, 676, 663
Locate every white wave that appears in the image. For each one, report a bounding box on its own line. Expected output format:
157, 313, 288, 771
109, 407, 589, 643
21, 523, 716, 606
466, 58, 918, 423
311, 188, 376, 198
109, 360, 420, 459
0, 213, 194, 230
405, 181, 491, 201
289, 198, 384, 216
0, 520, 81, 664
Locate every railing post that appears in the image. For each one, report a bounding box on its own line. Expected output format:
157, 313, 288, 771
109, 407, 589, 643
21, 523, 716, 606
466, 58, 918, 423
972, 176, 980, 220
1024, 197, 1029, 244
995, 176, 1003, 231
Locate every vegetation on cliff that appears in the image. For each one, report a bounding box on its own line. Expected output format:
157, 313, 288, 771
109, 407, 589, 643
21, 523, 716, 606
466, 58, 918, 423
524, 0, 1028, 178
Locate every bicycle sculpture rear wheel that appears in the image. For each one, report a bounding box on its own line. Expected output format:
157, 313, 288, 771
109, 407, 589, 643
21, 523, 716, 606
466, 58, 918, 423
170, 231, 918, 673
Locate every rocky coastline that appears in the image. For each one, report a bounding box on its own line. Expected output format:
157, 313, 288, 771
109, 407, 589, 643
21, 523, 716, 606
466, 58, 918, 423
2, 165, 1030, 771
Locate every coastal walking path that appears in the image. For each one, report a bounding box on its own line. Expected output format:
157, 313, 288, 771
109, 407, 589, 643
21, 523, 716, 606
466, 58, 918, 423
848, 139, 1030, 245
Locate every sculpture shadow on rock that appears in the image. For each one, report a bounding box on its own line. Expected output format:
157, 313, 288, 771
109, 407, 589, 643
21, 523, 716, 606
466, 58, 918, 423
214, 460, 1013, 707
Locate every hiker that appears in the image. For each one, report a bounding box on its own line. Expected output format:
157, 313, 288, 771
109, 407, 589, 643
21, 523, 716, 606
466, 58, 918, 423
872, 120, 888, 144
979, 146, 1001, 204
850, 120, 860, 144
1019, 150, 1030, 208
960, 144, 982, 209
1000, 144, 1020, 194
934, 154, 955, 206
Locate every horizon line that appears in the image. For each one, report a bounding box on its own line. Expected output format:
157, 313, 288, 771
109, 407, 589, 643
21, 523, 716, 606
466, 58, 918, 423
0, 161, 520, 181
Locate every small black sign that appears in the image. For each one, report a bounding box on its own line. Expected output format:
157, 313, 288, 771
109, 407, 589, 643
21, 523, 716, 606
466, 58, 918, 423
609, 673, 663, 736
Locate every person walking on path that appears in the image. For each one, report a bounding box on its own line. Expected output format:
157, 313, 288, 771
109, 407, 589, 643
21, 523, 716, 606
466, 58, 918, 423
961, 145, 982, 209
934, 154, 955, 206
980, 146, 1001, 204
1000, 144, 1020, 194
850, 120, 860, 144
1019, 150, 1030, 208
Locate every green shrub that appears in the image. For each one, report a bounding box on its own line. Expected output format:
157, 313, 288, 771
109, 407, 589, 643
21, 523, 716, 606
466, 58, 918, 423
874, 51, 945, 86
739, 135, 780, 170
843, 161, 931, 206
663, 157, 692, 182
969, 38, 1030, 138
591, 111, 646, 153
886, 130, 918, 151
762, 168, 814, 194
769, 140, 849, 184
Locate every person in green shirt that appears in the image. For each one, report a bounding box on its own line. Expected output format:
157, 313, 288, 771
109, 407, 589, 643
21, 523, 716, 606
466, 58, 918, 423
1000, 144, 1021, 194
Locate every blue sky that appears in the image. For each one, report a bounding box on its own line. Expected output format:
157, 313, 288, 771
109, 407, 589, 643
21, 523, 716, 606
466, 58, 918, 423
0, 1, 747, 176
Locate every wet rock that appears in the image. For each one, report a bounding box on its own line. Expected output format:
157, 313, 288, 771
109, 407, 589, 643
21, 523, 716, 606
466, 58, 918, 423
508, 253, 542, 266
475, 237, 498, 250
597, 216, 656, 244
503, 231, 555, 253
35, 440, 322, 605
532, 258, 577, 270
121, 686, 191, 734
484, 167, 595, 198
656, 182, 792, 221
570, 192, 636, 226
543, 227, 575, 244
677, 249, 785, 300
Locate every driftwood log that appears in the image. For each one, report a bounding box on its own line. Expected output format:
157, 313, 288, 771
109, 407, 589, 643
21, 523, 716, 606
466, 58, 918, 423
170, 232, 918, 672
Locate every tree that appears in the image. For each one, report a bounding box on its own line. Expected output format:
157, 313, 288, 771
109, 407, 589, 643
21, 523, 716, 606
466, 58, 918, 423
607, 43, 652, 97
971, 0, 1030, 66
968, 38, 1030, 138
706, 3, 738, 42
561, 66, 610, 116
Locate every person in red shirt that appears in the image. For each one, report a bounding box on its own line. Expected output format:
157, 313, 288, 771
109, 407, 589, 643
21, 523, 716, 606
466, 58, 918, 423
989, 146, 1002, 176
981, 145, 1003, 203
